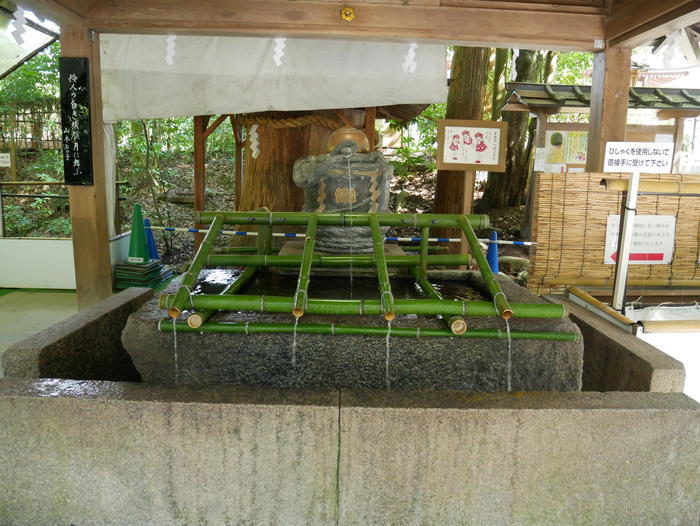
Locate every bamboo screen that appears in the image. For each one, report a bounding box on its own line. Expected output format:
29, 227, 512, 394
528, 172, 700, 294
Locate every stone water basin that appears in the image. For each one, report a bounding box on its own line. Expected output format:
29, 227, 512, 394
122, 269, 583, 391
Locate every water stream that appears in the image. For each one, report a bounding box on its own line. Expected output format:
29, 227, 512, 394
291, 317, 299, 367
505, 319, 512, 391
172, 317, 179, 383
385, 321, 392, 390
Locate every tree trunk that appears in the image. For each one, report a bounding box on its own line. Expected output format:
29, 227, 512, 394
478, 50, 538, 211
433, 46, 490, 245
234, 116, 334, 245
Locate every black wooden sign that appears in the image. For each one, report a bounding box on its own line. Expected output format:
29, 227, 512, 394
59, 57, 93, 185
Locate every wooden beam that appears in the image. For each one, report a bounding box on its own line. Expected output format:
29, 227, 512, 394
193, 115, 210, 248
203, 114, 228, 140
607, 0, 700, 48
86, 0, 604, 51
333, 110, 355, 128
61, 24, 113, 308
20, 0, 85, 25
585, 47, 631, 172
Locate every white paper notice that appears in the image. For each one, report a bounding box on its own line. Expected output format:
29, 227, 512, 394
603, 142, 674, 174
0, 153, 10, 167
534, 147, 545, 171
604, 214, 676, 265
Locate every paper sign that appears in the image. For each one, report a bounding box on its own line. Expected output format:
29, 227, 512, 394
534, 147, 545, 171
603, 142, 673, 174
0, 153, 10, 167
604, 214, 676, 265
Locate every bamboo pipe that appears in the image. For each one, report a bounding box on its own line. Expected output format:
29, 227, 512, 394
369, 214, 395, 321
640, 320, 700, 333
293, 214, 318, 317
566, 286, 635, 327
158, 294, 567, 319
411, 268, 467, 335
196, 211, 490, 229
186, 266, 258, 328
206, 254, 471, 268
601, 178, 700, 195
457, 216, 513, 320
543, 277, 700, 287
159, 320, 579, 342
166, 215, 224, 318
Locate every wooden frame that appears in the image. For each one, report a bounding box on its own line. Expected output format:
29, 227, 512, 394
436, 119, 507, 172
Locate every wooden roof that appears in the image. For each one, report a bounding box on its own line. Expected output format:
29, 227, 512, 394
19, 0, 700, 52
503, 82, 700, 113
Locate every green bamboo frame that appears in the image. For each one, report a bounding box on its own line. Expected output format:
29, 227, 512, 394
206, 253, 471, 267
165, 215, 224, 318
187, 266, 258, 328
369, 214, 395, 321
293, 214, 318, 317
160, 320, 579, 342
458, 215, 513, 320
159, 294, 566, 319
158, 210, 574, 341
196, 211, 489, 229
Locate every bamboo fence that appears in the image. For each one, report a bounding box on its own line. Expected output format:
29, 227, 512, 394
529, 172, 700, 294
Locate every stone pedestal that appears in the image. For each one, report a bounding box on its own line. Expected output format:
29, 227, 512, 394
122, 272, 583, 391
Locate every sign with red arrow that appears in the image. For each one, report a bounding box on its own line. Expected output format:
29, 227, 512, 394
604, 215, 676, 265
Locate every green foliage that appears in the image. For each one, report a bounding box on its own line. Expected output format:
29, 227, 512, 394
0, 41, 59, 110
552, 51, 593, 85
388, 103, 445, 177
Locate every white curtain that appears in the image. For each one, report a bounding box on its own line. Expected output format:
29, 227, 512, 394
100, 34, 446, 122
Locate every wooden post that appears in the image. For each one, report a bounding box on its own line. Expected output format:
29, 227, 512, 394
672, 116, 684, 173
364, 107, 376, 151
193, 115, 210, 248
586, 47, 631, 172
459, 171, 476, 257
230, 115, 243, 210
61, 25, 113, 309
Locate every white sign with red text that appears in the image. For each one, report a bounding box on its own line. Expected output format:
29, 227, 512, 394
603, 142, 673, 174
604, 214, 676, 265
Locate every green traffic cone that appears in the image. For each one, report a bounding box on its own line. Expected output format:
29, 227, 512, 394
126, 203, 150, 264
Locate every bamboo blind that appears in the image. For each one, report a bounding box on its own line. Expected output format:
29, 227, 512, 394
529, 172, 700, 294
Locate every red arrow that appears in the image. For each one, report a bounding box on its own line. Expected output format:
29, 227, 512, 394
610, 251, 664, 262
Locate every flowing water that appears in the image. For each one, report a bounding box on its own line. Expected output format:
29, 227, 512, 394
385, 321, 392, 390
505, 319, 512, 391
346, 154, 354, 299
172, 317, 179, 383
291, 317, 299, 367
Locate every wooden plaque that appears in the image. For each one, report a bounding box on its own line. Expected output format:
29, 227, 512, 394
436, 119, 507, 172
60, 57, 93, 185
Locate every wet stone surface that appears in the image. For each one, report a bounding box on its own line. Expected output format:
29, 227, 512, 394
122, 271, 583, 391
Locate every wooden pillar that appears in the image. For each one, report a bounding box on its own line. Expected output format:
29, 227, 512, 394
193, 115, 210, 248
672, 117, 685, 173
61, 25, 113, 309
364, 107, 376, 151
586, 47, 631, 172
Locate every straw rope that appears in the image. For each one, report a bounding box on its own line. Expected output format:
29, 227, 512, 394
529, 172, 700, 295
237, 114, 341, 130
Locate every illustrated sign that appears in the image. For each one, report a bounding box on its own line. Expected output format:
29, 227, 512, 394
544, 130, 588, 166
436, 119, 507, 172
604, 215, 676, 265
603, 142, 673, 174
59, 57, 93, 185
0, 153, 10, 167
